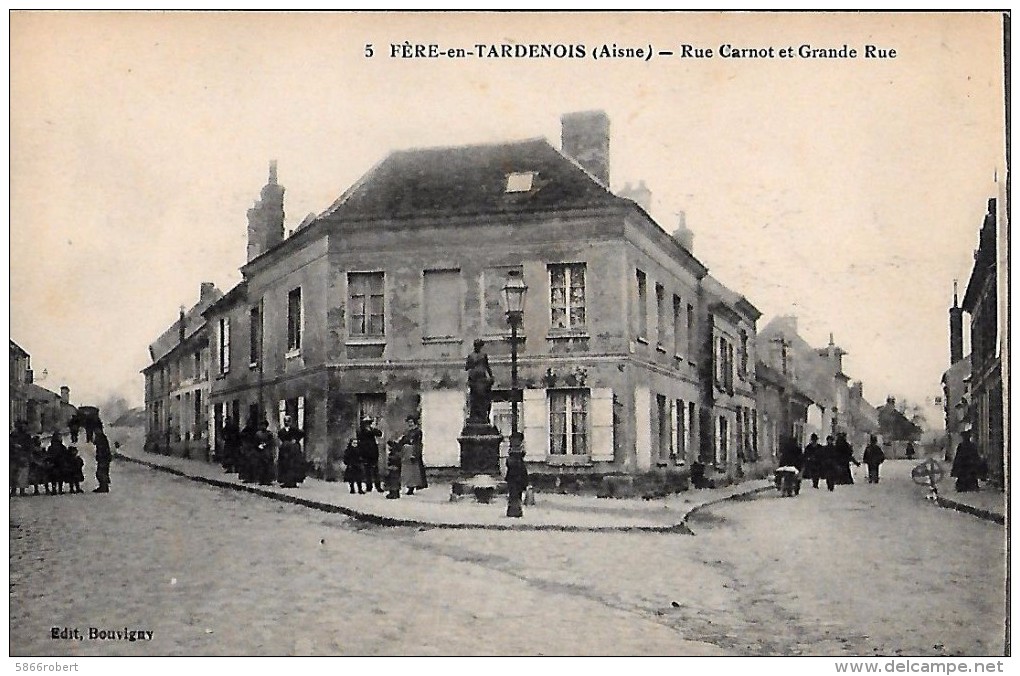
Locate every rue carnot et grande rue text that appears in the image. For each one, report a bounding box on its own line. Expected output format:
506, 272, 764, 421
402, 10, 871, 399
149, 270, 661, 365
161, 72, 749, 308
369, 42, 897, 61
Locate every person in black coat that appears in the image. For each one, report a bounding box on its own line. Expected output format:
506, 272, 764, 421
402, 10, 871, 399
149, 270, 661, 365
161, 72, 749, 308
67, 447, 85, 494
833, 432, 859, 485
277, 415, 306, 488
357, 417, 384, 493
505, 438, 528, 518
46, 432, 67, 495
862, 435, 885, 484
220, 416, 240, 473
253, 419, 276, 486
343, 438, 364, 494
951, 429, 982, 492
93, 428, 112, 493
801, 434, 824, 489
238, 418, 258, 483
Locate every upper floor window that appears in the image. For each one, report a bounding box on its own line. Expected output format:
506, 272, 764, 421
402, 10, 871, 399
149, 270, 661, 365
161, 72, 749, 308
505, 171, 535, 193
287, 287, 303, 352
739, 329, 749, 375
636, 269, 648, 338
349, 272, 385, 337
549, 263, 586, 330
250, 303, 262, 366
655, 283, 666, 348
217, 317, 230, 374
672, 295, 684, 358
423, 269, 462, 339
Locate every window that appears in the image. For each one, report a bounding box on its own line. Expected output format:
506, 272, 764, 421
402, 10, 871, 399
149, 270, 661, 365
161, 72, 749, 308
287, 287, 303, 352
218, 317, 230, 374
655, 283, 666, 348
193, 351, 201, 379
656, 394, 672, 463
686, 304, 696, 358
349, 272, 385, 337
676, 399, 686, 459
739, 330, 749, 375
716, 416, 729, 465
549, 389, 589, 455
249, 303, 262, 366
636, 269, 648, 338
689, 402, 697, 461
549, 263, 586, 330
736, 407, 745, 459
505, 171, 535, 193
716, 336, 734, 391
673, 295, 684, 357
423, 269, 462, 339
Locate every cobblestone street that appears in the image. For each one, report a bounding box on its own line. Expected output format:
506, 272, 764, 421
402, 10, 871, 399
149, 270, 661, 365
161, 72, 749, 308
10, 437, 1006, 656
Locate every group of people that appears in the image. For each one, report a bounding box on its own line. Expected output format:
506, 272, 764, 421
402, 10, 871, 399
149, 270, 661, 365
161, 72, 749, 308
338, 415, 427, 499
777, 431, 886, 492
9, 421, 112, 496
217, 415, 307, 488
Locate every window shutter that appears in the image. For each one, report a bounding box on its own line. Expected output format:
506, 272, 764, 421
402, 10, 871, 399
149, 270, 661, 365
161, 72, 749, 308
634, 387, 652, 470
591, 388, 614, 462
297, 396, 306, 453
522, 389, 547, 461
669, 398, 677, 462
278, 400, 286, 429
421, 389, 464, 467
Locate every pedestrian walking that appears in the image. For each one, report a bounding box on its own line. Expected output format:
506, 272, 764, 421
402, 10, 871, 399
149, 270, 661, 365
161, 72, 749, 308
505, 437, 528, 518
254, 419, 276, 485
277, 415, 306, 488
93, 427, 112, 493
67, 447, 85, 494
396, 415, 427, 495
357, 416, 384, 493
834, 432, 859, 485
951, 429, 982, 492
238, 417, 258, 483
862, 435, 885, 484
342, 438, 364, 494
801, 434, 823, 489
905, 441, 916, 459
820, 435, 839, 492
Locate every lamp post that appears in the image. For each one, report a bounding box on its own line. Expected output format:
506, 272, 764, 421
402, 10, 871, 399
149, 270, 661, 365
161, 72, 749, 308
502, 270, 528, 517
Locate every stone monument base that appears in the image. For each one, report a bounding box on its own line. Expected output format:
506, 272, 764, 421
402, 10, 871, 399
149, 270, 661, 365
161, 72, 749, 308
459, 423, 502, 475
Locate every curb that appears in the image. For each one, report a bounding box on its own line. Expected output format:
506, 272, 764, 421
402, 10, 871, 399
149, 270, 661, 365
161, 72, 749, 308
116, 451, 721, 534
935, 495, 1006, 525
680, 484, 775, 534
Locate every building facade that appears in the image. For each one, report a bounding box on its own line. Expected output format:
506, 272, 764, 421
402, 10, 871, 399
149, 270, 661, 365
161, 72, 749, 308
960, 197, 1006, 488
168, 111, 777, 481
143, 282, 222, 459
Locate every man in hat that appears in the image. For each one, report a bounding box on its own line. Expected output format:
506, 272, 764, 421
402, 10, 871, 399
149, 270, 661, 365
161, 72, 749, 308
951, 428, 982, 492
93, 425, 112, 493
357, 415, 384, 492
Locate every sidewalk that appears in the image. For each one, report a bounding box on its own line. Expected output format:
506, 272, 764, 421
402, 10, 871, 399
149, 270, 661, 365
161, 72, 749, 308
936, 486, 1006, 525
113, 445, 773, 533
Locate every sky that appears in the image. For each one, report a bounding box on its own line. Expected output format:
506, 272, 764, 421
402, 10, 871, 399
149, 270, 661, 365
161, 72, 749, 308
10, 12, 1007, 424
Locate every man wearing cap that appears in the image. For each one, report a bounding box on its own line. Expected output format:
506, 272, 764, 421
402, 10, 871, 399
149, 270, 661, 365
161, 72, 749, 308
357, 416, 384, 492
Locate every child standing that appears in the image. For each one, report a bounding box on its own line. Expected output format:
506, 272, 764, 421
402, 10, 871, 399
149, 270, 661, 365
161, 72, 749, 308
343, 438, 364, 494
67, 446, 85, 494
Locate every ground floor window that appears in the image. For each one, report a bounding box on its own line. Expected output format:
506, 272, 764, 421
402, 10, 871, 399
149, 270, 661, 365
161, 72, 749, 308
715, 415, 729, 466
549, 389, 589, 456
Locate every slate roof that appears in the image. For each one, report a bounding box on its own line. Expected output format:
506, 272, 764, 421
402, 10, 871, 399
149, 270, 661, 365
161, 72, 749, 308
148, 288, 223, 364
320, 138, 622, 221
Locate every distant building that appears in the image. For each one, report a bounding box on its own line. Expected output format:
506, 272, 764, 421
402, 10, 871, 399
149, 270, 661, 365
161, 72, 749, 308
10, 340, 31, 427
9, 340, 77, 436
142, 282, 223, 459
875, 396, 922, 458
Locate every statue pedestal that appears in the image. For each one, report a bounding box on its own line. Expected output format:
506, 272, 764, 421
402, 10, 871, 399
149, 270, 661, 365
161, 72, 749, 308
459, 422, 502, 475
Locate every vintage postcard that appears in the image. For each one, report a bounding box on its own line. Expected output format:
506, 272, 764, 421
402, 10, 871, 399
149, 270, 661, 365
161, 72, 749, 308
8, 11, 1010, 663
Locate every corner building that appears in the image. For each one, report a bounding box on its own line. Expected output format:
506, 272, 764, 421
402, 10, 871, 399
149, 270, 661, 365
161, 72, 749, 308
202, 112, 762, 480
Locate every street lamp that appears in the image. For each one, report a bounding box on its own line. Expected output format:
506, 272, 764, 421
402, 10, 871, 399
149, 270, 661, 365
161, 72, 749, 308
502, 269, 527, 518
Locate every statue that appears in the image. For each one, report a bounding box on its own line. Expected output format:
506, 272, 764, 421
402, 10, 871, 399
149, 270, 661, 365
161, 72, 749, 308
465, 339, 494, 424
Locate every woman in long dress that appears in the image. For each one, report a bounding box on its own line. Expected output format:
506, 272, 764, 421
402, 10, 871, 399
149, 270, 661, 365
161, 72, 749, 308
396, 415, 427, 495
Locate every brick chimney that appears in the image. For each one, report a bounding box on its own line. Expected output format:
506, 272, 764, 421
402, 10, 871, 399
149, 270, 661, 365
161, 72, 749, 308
949, 280, 964, 364
59, 386, 69, 403
200, 282, 217, 302
178, 305, 186, 344
247, 160, 286, 262
561, 111, 610, 188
